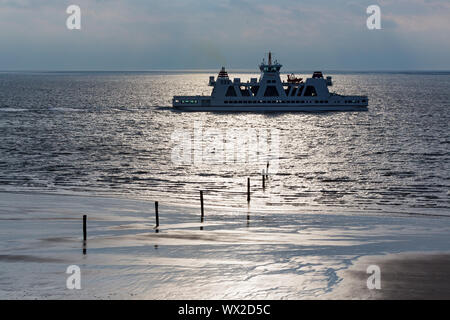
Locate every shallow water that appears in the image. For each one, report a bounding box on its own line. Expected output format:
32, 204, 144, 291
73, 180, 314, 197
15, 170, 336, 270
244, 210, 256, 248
0, 71, 449, 216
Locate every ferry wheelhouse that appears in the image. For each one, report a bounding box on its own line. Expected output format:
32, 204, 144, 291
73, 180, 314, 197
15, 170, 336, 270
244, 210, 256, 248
173, 53, 368, 112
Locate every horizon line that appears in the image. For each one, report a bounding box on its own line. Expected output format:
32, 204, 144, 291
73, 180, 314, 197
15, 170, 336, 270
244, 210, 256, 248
1, 69, 450, 73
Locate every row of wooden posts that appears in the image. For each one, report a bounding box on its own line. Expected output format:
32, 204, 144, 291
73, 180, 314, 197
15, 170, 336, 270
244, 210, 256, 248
82, 163, 270, 241
148, 172, 268, 230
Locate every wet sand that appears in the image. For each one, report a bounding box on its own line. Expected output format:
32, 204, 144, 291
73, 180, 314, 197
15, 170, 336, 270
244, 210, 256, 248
328, 253, 450, 299
1, 191, 450, 299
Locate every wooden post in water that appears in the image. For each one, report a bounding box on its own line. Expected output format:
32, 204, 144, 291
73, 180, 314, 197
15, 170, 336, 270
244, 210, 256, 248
83, 215, 87, 241
200, 190, 204, 223
266, 162, 269, 179
262, 169, 265, 189
247, 177, 251, 202
155, 201, 159, 228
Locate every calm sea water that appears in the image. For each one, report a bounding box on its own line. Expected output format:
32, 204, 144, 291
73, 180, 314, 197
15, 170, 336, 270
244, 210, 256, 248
0, 71, 449, 216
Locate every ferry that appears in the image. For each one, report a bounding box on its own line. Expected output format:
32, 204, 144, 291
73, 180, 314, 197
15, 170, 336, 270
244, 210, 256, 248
172, 53, 368, 112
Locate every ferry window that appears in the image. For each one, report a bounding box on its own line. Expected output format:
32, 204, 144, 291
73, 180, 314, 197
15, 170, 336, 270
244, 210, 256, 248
297, 85, 304, 96
240, 87, 250, 96
251, 86, 260, 96
224, 101, 228, 104
290, 88, 297, 96
225, 86, 237, 97
263, 86, 279, 97
303, 86, 317, 97
284, 87, 291, 96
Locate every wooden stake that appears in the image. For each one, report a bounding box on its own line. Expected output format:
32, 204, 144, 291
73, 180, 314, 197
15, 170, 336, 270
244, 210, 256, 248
262, 169, 265, 189
247, 177, 251, 202
200, 190, 204, 222
155, 201, 159, 227
83, 215, 87, 241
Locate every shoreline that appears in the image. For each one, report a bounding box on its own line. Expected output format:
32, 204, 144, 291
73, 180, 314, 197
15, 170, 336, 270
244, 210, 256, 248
0, 189, 448, 219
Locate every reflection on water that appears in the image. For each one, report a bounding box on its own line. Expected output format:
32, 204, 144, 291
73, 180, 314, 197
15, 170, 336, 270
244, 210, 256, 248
0, 72, 449, 216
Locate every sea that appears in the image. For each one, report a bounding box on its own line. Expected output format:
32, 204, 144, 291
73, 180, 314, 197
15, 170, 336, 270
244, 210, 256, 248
0, 71, 449, 216
0, 71, 449, 299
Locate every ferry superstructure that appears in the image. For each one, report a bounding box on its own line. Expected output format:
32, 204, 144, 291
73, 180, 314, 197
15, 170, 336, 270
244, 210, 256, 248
172, 53, 368, 112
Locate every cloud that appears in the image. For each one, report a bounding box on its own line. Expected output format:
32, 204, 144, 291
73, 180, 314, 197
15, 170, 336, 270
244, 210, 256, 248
0, 0, 449, 70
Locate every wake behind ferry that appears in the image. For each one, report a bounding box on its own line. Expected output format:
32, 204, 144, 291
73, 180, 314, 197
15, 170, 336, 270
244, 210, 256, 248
173, 52, 368, 112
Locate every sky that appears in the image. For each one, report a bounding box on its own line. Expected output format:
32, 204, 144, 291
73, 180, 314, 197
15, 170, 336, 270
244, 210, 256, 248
0, 0, 449, 71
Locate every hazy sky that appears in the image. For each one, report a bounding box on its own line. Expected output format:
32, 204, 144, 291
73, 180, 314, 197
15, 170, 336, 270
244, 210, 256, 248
1, 0, 449, 70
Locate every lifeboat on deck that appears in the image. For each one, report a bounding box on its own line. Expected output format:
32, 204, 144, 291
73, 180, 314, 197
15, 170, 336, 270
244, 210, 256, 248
287, 73, 303, 83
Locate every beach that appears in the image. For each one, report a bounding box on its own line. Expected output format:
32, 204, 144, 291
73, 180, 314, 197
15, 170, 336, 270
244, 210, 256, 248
1, 191, 449, 299
327, 253, 450, 299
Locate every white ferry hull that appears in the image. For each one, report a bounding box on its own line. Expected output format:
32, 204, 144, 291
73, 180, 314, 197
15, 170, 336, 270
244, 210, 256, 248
173, 104, 367, 112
